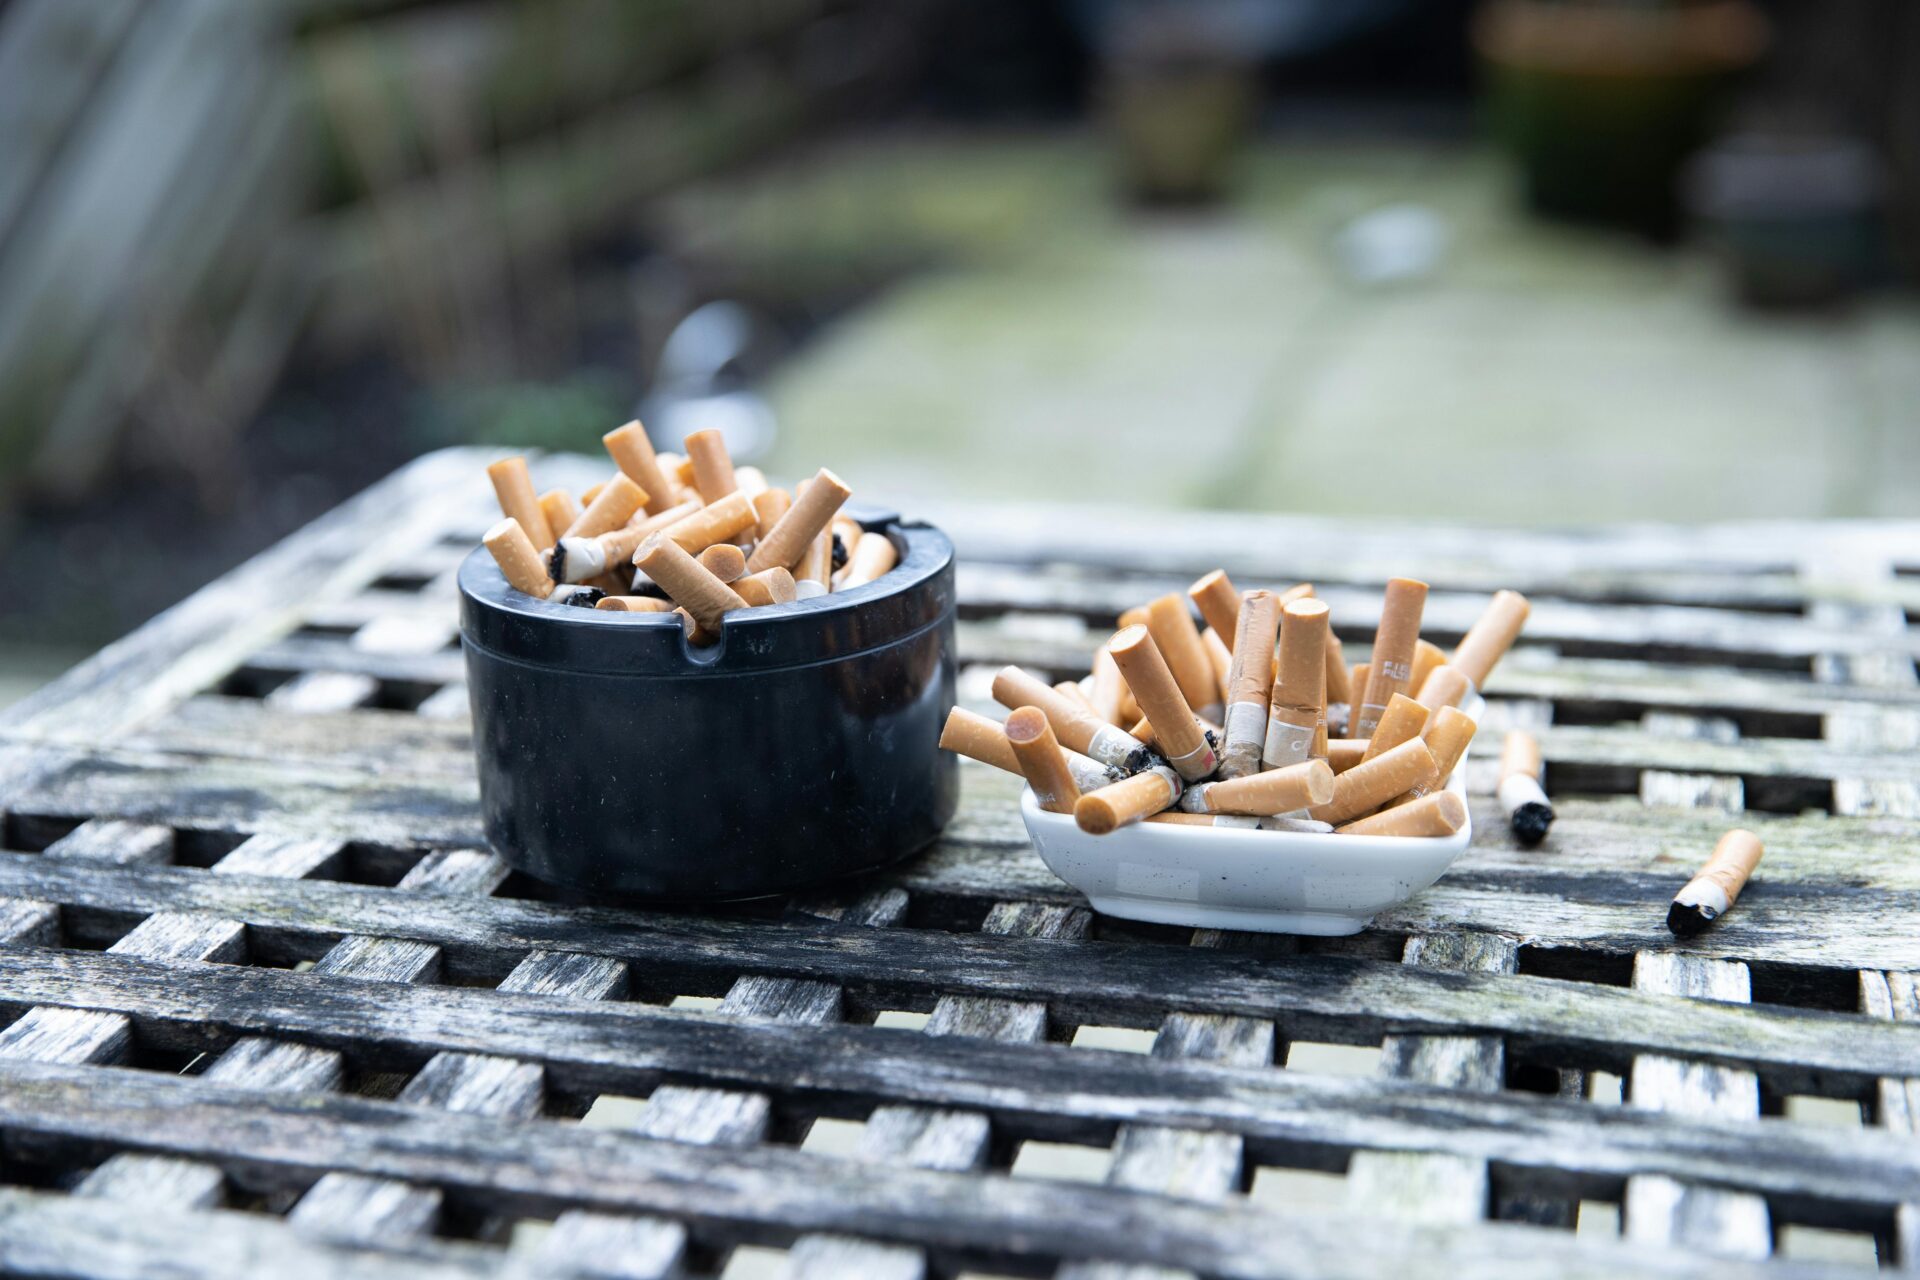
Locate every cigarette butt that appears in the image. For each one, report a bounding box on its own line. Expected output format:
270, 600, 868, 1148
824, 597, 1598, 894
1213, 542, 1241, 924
941, 706, 1021, 772
684, 428, 737, 505
1264, 598, 1329, 770
1091, 645, 1130, 725
483, 518, 553, 599
1346, 662, 1369, 736
734, 567, 797, 607
994, 665, 1157, 773
1309, 737, 1438, 826
1324, 632, 1350, 704
1415, 664, 1472, 711
795, 523, 833, 589
487, 457, 555, 551
1129, 714, 1155, 749
1201, 627, 1233, 702
564, 473, 648, 541
635, 535, 747, 643
580, 482, 605, 508
1451, 590, 1531, 691
1182, 759, 1334, 816
750, 467, 851, 574
697, 543, 747, 583
552, 499, 704, 584
1338, 791, 1467, 838
1328, 738, 1367, 773
839, 530, 897, 589
672, 456, 698, 488
1401, 706, 1477, 801
1006, 706, 1082, 814
656, 491, 757, 557
1360, 694, 1430, 765
1219, 590, 1281, 779
1411, 640, 1446, 701
1074, 765, 1182, 834
595, 595, 674, 612
1498, 729, 1554, 846
733, 466, 768, 498
1668, 829, 1763, 936
1188, 570, 1241, 640
752, 488, 792, 541
1118, 606, 1149, 630
1108, 625, 1216, 782
538, 489, 581, 542
1145, 593, 1223, 723
1353, 578, 1428, 739
1279, 582, 1315, 605
603, 421, 677, 516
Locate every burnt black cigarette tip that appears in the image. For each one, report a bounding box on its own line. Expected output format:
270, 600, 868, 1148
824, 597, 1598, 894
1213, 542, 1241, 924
546, 544, 569, 583
831, 531, 850, 571
1509, 802, 1554, 847
1666, 900, 1715, 938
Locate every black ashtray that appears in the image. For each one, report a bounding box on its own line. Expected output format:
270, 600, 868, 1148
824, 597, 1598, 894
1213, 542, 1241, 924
458, 505, 957, 900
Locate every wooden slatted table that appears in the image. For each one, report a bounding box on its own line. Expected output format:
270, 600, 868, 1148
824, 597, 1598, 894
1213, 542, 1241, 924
0, 447, 1917, 1279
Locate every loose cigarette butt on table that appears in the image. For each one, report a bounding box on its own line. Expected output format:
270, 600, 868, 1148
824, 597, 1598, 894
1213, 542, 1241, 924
636, 535, 746, 643
734, 567, 797, 607
1402, 706, 1477, 801
538, 489, 581, 542
1006, 706, 1082, 815
1499, 729, 1555, 847
1328, 738, 1367, 773
1145, 593, 1224, 723
1310, 737, 1438, 826
1091, 645, 1132, 725
1181, 759, 1334, 816
752, 488, 792, 541
994, 665, 1157, 773
1108, 625, 1217, 781
839, 531, 897, 588
1415, 663, 1472, 711
684, 428, 738, 505
563, 473, 647, 541
1075, 765, 1183, 834
1360, 693, 1430, 764
1188, 570, 1241, 640
1264, 598, 1329, 770
604, 421, 677, 515
1219, 590, 1282, 779
1411, 640, 1446, 701
596, 595, 674, 612
1451, 589, 1532, 692
697, 543, 747, 583
1668, 829, 1764, 937
750, 467, 851, 574
1201, 627, 1233, 701
1338, 791, 1467, 838
1353, 577, 1428, 739
484, 518, 553, 599
487, 457, 555, 551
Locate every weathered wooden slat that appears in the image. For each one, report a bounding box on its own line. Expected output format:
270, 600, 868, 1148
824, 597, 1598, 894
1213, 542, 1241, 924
0, 1057, 1872, 1280
1862, 971, 1920, 1269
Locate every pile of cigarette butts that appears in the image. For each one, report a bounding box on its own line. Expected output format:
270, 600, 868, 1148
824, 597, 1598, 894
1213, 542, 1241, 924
480, 422, 897, 643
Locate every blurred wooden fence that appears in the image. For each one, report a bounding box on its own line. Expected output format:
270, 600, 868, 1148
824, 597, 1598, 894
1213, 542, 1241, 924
0, 0, 911, 499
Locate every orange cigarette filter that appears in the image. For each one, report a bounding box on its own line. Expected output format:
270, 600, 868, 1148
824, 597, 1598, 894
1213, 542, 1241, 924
1411, 640, 1446, 700
1338, 791, 1467, 838
1074, 765, 1182, 835
839, 531, 897, 589
1183, 759, 1334, 816
673, 456, 698, 487
1145, 593, 1222, 720
1264, 598, 1328, 769
1354, 577, 1428, 739
1107, 625, 1216, 781
603, 421, 677, 516
1279, 582, 1315, 605
1091, 645, 1130, 726
1669, 828, 1764, 935
1501, 729, 1542, 782
1359, 693, 1430, 765
1118, 605, 1149, 631
684, 428, 738, 505
581, 482, 606, 508
538, 489, 581, 542
1219, 590, 1281, 778
749, 467, 851, 574
635, 535, 746, 643
751, 488, 792, 542
1328, 739, 1367, 773
1451, 590, 1532, 691
487, 457, 555, 551
993, 666, 1154, 772
1415, 664, 1472, 712
1309, 737, 1438, 826
697, 543, 747, 583
657, 492, 757, 556
595, 596, 673, 612
1188, 570, 1241, 640
1006, 706, 1081, 814
1201, 628, 1233, 701
564, 474, 648, 541
795, 525, 833, 590
939, 706, 1021, 773
1403, 706, 1477, 800
483, 518, 553, 599
734, 567, 797, 607
1324, 632, 1350, 705
1346, 663, 1369, 733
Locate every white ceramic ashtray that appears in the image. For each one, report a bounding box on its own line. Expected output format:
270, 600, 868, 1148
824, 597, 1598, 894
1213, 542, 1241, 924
1019, 751, 1473, 937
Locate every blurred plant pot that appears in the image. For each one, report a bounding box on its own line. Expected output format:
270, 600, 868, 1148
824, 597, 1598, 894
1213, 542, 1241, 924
1474, 0, 1768, 239
1685, 133, 1882, 308
1101, 12, 1256, 206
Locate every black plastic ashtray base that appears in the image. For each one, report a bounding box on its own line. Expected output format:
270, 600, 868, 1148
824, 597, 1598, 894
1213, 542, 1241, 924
459, 506, 958, 901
